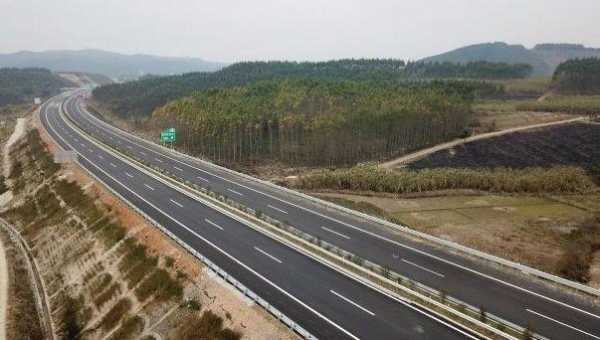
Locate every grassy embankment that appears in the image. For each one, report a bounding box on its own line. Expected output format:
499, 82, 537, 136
1, 129, 243, 340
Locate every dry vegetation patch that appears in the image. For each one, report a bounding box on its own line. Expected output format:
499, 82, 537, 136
314, 191, 600, 285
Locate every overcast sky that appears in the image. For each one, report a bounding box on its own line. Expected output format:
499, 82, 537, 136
2, 0, 599, 62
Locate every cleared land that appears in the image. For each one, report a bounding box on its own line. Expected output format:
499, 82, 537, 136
409, 122, 600, 170
314, 192, 600, 287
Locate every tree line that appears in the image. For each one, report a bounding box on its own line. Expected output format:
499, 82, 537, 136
552, 58, 600, 94
92, 59, 522, 120
149, 79, 473, 166
0, 68, 73, 107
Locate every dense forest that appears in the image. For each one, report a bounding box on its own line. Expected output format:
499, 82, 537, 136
93, 59, 519, 120
149, 79, 473, 166
552, 58, 600, 94
0, 68, 73, 107
404, 61, 532, 79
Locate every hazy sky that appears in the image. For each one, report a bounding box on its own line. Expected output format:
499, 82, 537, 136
2, 0, 599, 62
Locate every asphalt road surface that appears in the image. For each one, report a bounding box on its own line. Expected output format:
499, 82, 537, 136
41, 93, 483, 339
63, 90, 600, 340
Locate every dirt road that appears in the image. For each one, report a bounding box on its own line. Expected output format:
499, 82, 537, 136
380, 116, 585, 168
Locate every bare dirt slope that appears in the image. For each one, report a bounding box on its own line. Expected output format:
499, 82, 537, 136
0, 237, 7, 340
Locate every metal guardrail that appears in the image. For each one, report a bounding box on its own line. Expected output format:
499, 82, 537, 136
46, 101, 318, 340
78, 100, 600, 298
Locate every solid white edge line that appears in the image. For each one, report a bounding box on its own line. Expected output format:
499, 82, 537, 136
267, 204, 288, 214
526, 309, 600, 340
254, 246, 283, 264
402, 259, 445, 278
321, 226, 351, 240
43, 107, 361, 340
204, 219, 224, 231
62, 96, 492, 340
330, 290, 375, 316
73, 101, 592, 319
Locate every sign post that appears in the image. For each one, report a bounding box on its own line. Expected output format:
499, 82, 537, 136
160, 128, 176, 148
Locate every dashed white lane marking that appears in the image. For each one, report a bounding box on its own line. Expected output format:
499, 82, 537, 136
88, 148, 94, 153
98, 155, 104, 160
80, 143, 85, 147
321, 226, 351, 240
174, 166, 183, 171
144, 184, 155, 191
401, 259, 445, 278
125, 172, 134, 178
197, 176, 210, 182
526, 309, 600, 339
254, 246, 282, 264
227, 188, 244, 196
330, 290, 375, 316
267, 204, 288, 214
127, 145, 133, 149
155, 158, 163, 163
170, 199, 183, 208
204, 219, 224, 231
140, 151, 146, 156
110, 162, 117, 168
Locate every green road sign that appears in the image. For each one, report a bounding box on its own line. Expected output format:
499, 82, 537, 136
160, 128, 176, 142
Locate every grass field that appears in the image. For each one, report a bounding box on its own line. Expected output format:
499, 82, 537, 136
495, 77, 550, 97
517, 95, 600, 115
316, 192, 600, 281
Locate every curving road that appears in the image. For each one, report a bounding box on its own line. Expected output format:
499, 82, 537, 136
41, 92, 479, 339
60, 90, 600, 340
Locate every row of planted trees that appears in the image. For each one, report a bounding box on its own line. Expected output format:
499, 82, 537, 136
150, 79, 472, 166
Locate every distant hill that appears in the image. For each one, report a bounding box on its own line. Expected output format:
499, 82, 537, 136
422, 42, 600, 76
0, 67, 74, 107
93, 59, 518, 120
0, 49, 225, 79
551, 58, 600, 94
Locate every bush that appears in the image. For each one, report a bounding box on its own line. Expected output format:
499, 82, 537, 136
297, 165, 595, 194
558, 216, 600, 283
134, 269, 183, 302
99, 298, 131, 331
174, 311, 242, 340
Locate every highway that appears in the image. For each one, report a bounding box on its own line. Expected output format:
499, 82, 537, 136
40, 93, 481, 339
60, 91, 600, 340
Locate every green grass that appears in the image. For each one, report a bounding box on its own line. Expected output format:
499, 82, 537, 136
517, 95, 600, 115
497, 77, 550, 95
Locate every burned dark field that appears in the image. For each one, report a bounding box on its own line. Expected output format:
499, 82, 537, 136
409, 122, 600, 170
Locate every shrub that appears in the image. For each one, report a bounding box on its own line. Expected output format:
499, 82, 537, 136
174, 311, 242, 340
99, 298, 131, 331
297, 165, 595, 194
558, 216, 600, 283
134, 269, 183, 302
